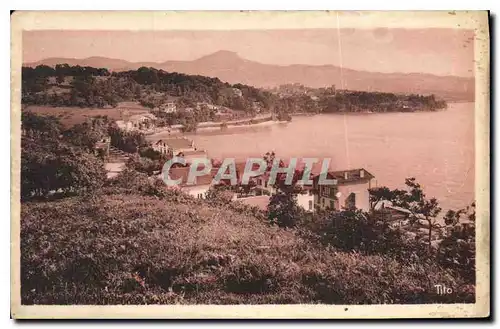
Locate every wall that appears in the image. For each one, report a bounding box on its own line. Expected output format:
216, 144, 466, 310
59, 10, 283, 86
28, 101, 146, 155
297, 192, 314, 212
337, 181, 371, 211
172, 146, 196, 155
313, 180, 372, 211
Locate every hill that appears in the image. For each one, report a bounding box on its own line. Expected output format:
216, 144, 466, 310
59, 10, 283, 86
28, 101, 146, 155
25, 51, 475, 101
21, 188, 473, 305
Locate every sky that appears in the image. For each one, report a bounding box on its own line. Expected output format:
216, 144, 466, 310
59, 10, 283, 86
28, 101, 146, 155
22, 29, 474, 77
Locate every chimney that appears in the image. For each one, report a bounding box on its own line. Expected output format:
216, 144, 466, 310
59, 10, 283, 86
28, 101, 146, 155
344, 172, 349, 180
360, 169, 365, 178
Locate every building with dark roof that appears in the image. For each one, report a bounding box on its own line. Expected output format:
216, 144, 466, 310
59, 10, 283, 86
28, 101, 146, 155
152, 137, 196, 156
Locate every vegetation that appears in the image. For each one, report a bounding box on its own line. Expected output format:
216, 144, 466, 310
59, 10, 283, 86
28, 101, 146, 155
369, 178, 443, 252
108, 125, 147, 153
271, 84, 447, 113
19, 77, 471, 306
22, 65, 447, 120
21, 112, 107, 200
21, 177, 474, 305
22, 65, 273, 115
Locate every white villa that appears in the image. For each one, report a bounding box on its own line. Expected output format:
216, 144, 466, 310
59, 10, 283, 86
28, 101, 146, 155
313, 168, 375, 212
152, 137, 197, 157
160, 159, 375, 213
157, 101, 177, 113
234, 165, 375, 213
116, 113, 157, 132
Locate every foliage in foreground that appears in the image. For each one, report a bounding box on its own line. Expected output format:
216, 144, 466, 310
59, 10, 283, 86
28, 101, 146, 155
21, 182, 474, 305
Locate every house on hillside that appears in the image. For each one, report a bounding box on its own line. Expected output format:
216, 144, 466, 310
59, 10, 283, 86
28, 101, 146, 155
231, 162, 314, 212
158, 101, 177, 113
152, 137, 196, 157
129, 113, 157, 130
115, 120, 133, 131
196, 102, 219, 111
296, 186, 315, 212
252, 101, 263, 113
116, 113, 157, 132
164, 166, 218, 199
313, 168, 375, 211
231, 88, 243, 97
152, 140, 169, 155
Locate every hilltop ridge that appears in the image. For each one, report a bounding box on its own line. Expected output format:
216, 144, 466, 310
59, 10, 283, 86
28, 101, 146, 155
24, 51, 475, 101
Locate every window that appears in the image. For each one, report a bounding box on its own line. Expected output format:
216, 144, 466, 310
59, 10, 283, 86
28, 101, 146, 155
345, 193, 356, 210
321, 187, 330, 197
308, 200, 313, 210
330, 200, 335, 209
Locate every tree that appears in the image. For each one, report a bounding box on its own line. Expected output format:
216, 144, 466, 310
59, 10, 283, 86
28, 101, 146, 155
63, 117, 110, 152
368, 186, 407, 210
56, 74, 65, 84
21, 112, 107, 199
205, 184, 236, 204
268, 190, 303, 228
126, 154, 162, 176
370, 178, 442, 253
265, 152, 305, 228
22, 111, 63, 138
21, 136, 107, 199
438, 202, 476, 283
109, 125, 147, 153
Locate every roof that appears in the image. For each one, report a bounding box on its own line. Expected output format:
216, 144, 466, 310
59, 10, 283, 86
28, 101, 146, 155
166, 166, 217, 187
373, 200, 412, 215
313, 168, 374, 185
233, 161, 268, 181
157, 137, 193, 149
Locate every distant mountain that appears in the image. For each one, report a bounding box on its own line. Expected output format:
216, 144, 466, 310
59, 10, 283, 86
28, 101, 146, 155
24, 51, 474, 101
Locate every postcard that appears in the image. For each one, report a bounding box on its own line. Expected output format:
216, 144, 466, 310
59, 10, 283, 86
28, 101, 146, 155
11, 10, 490, 319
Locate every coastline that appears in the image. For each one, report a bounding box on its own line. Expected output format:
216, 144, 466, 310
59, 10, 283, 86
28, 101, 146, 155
146, 115, 285, 137
145, 105, 455, 138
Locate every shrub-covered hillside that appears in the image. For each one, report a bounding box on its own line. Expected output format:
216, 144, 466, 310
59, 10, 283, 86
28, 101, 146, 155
21, 188, 473, 305
22, 64, 447, 117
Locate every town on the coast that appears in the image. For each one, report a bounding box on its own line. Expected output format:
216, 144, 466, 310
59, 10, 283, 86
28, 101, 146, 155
19, 34, 477, 307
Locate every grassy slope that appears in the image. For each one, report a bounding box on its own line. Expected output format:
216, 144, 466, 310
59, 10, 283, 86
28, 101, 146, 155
21, 192, 474, 305
23, 102, 150, 128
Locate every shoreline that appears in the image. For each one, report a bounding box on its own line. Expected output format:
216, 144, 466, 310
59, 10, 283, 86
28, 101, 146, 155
146, 105, 463, 138
147, 116, 285, 138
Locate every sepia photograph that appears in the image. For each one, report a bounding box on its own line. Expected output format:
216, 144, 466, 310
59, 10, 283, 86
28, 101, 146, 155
10, 10, 490, 319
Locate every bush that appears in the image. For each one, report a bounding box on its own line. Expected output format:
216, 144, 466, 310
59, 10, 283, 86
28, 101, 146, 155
21, 192, 474, 305
21, 135, 106, 199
